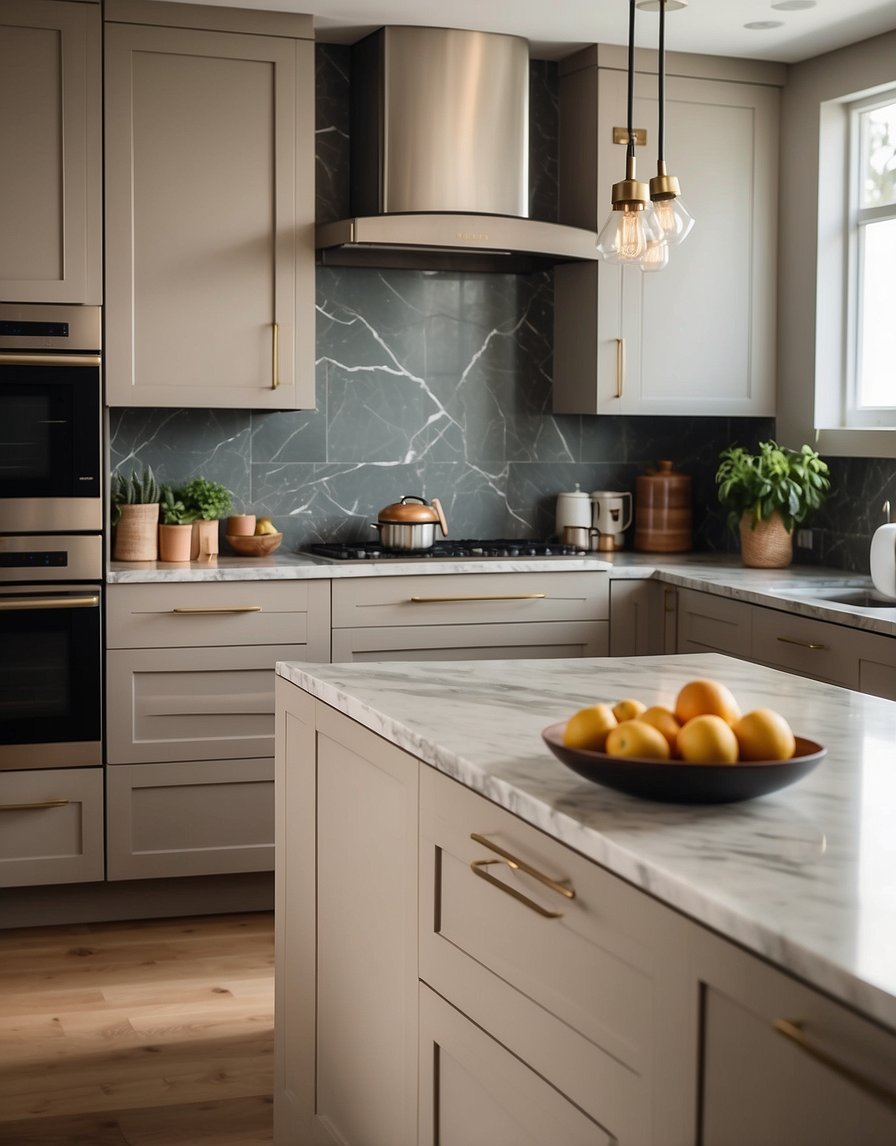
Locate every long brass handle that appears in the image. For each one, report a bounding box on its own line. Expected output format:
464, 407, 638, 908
0, 800, 70, 812
471, 833, 575, 901
470, 860, 564, 919
0, 352, 101, 367
776, 636, 828, 651
773, 1019, 896, 1111
272, 323, 280, 389
409, 593, 546, 603
615, 337, 625, 398
172, 606, 262, 614
0, 594, 99, 611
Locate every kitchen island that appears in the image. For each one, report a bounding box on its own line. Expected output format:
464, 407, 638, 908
275, 653, 896, 1145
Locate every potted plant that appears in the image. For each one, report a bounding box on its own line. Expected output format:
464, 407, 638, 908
158, 485, 197, 563
110, 465, 161, 561
180, 477, 234, 559
715, 440, 831, 568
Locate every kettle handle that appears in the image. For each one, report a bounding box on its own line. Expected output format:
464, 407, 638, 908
431, 497, 449, 537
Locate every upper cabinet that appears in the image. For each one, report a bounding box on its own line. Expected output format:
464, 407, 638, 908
103, 0, 315, 409
554, 47, 782, 416
0, 0, 102, 304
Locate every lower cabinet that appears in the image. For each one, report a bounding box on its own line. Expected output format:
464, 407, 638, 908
608, 578, 675, 656
0, 767, 104, 887
275, 686, 896, 1146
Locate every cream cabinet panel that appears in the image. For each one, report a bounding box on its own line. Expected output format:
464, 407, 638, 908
555, 57, 779, 416
0, 768, 103, 887
106, 757, 273, 880
858, 652, 896, 702
750, 606, 859, 688
609, 578, 673, 655
676, 586, 753, 658
0, 0, 101, 303
418, 986, 614, 1146
107, 644, 303, 764
104, 8, 314, 408
331, 620, 608, 661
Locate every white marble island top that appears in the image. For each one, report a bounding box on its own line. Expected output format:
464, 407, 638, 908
277, 652, 896, 1030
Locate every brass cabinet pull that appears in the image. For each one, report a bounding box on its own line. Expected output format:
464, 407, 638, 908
0, 800, 70, 812
470, 860, 564, 919
0, 594, 99, 611
615, 337, 625, 398
409, 593, 546, 604
471, 833, 575, 902
272, 323, 280, 389
172, 605, 262, 615
0, 352, 101, 367
776, 636, 828, 651
773, 1019, 896, 1111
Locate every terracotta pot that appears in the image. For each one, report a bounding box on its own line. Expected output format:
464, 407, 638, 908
226, 514, 256, 537
158, 523, 193, 563
190, 519, 220, 560
739, 511, 793, 568
113, 503, 159, 561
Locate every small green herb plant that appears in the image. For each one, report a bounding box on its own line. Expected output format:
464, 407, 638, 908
180, 477, 234, 521
110, 465, 161, 523
715, 441, 831, 533
159, 485, 197, 526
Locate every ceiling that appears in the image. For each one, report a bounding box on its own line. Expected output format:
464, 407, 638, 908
158, 0, 896, 62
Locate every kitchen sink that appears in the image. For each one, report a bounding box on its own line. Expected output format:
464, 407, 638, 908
774, 586, 896, 610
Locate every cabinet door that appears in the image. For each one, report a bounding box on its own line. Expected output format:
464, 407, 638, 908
0, 0, 101, 303
418, 985, 614, 1146
104, 20, 314, 408
609, 578, 672, 655
750, 606, 859, 688
676, 586, 752, 657
331, 620, 608, 661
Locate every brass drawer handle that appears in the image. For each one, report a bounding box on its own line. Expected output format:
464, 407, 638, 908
0, 594, 99, 611
0, 352, 101, 367
471, 833, 575, 902
409, 593, 546, 603
0, 800, 70, 812
470, 860, 564, 919
615, 337, 625, 398
773, 1019, 896, 1111
272, 322, 280, 389
171, 606, 262, 614
776, 636, 828, 651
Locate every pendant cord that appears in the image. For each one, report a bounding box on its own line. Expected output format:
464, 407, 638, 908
657, 0, 666, 163
626, 0, 636, 159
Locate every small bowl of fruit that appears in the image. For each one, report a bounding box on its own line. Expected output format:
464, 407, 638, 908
226, 517, 282, 556
542, 679, 825, 804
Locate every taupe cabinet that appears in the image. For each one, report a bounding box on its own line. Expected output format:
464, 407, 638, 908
106, 579, 329, 879
0, 0, 102, 303
554, 47, 780, 416
103, 0, 315, 409
675, 586, 896, 701
275, 688, 896, 1145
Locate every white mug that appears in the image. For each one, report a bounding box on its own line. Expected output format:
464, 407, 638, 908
591, 490, 633, 535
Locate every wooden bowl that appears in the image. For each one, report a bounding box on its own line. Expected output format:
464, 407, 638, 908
225, 532, 283, 556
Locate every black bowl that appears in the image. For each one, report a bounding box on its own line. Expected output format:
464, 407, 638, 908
541, 723, 826, 805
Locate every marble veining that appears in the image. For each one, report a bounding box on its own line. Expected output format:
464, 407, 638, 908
276, 652, 896, 1030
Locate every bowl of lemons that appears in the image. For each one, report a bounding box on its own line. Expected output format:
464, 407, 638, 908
226, 517, 283, 556
542, 678, 825, 804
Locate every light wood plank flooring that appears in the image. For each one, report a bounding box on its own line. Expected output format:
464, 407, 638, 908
0, 912, 274, 1145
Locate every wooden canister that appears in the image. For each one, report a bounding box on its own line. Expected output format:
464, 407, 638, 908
634, 460, 692, 552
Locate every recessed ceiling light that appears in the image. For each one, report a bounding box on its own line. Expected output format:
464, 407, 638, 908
744, 21, 785, 30
771, 1, 816, 10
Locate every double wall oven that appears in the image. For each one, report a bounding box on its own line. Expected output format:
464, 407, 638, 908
0, 304, 103, 770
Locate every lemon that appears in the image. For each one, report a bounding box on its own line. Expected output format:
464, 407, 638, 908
562, 704, 618, 751
604, 719, 671, 760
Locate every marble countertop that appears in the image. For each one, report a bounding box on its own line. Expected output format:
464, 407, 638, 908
277, 653, 896, 1031
108, 549, 896, 637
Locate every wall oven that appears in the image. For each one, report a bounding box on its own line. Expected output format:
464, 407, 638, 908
0, 304, 102, 534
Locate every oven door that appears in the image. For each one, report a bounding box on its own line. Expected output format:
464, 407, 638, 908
0, 584, 102, 769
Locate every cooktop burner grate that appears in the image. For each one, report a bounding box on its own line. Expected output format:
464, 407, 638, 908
308, 539, 586, 561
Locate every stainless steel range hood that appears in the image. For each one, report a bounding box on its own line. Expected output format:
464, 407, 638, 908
315, 26, 599, 273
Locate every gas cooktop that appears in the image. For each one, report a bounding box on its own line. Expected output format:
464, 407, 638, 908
309, 539, 586, 561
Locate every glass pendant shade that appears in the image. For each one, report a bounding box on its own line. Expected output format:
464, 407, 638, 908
650, 165, 695, 246
596, 205, 651, 262
640, 234, 670, 272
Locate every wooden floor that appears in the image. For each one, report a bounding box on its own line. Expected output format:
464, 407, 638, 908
0, 912, 274, 1145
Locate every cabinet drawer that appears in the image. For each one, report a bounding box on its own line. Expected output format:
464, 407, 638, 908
419, 767, 693, 1143
676, 587, 752, 657
106, 580, 330, 653
332, 571, 608, 628
0, 768, 103, 887
107, 644, 303, 763
331, 619, 608, 661
751, 608, 858, 687
106, 757, 273, 880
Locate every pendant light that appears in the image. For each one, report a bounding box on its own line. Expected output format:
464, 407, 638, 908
640, 0, 695, 246
596, 0, 662, 264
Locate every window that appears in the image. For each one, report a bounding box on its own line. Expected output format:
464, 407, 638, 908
848, 94, 896, 426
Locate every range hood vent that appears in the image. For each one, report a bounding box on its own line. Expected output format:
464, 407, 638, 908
316, 26, 599, 272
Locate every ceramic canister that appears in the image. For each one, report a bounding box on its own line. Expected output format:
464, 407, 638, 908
555, 484, 592, 534
634, 460, 693, 553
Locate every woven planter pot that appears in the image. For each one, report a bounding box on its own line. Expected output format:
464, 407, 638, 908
739, 511, 793, 568
113, 503, 159, 561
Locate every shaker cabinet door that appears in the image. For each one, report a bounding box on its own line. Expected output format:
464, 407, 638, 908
104, 19, 314, 408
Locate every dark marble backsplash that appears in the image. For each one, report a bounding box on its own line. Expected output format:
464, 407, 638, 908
109, 44, 896, 574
